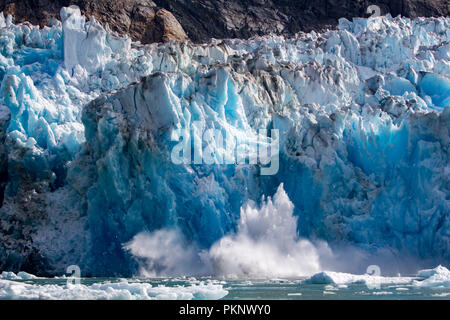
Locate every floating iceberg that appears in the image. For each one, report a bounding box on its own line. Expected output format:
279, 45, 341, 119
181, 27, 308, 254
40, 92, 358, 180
304, 265, 450, 288
0, 7, 448, 276
303, 271, 413, 286
414, 265, 450, 288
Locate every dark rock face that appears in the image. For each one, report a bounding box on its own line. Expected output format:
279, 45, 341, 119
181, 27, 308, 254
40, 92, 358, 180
155, 0, 449, 42
0, 108, 51, 276
1, 0, 448, 44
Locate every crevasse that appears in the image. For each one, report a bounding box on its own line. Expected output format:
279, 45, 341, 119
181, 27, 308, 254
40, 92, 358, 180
0, 6, 448, 276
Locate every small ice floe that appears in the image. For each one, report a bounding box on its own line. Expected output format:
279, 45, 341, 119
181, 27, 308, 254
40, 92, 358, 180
414, 265, 450, 288
287, 293, 303, 296
303, 265, 450, 290
0, 272, 39, 280
303, 271, 412, 286
0, 279, 228, 300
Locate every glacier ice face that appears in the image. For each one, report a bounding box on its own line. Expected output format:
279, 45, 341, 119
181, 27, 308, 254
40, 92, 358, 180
0, 7, 154, 274
0, 6, 151, 159
0, 8, 449, 276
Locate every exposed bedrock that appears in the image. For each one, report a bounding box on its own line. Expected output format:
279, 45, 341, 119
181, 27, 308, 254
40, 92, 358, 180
0, 0, 448, 43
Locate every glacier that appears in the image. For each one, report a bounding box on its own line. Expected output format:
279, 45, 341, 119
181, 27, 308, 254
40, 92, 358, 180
0, 6, 449, 277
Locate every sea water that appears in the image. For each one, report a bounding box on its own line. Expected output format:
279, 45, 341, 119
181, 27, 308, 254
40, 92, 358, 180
0, 7, 449, 288
1, 266, 450, 300
0, 276, 449, 300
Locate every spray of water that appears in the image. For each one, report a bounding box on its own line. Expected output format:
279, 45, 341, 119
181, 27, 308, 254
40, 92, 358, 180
124, 229, 212, 277
209, 184, 323, 278
125, 184, 331, 278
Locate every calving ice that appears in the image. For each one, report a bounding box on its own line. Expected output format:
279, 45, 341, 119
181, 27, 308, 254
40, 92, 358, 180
179, 304, 270, 317
0, 3, 448, 279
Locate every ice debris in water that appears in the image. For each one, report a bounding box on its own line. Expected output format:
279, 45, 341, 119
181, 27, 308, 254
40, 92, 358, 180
0, 278, 228, 300
414, 265, 450, 288
1, 266, 449, 300
0, 271, 38, 280
0, 6, 448, 276
304, 265, 450, 288
303, 271, 413, 286
208, 184, 323, 278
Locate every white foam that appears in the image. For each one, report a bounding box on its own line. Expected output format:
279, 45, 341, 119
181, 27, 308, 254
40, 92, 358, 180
124, 229, 211, 277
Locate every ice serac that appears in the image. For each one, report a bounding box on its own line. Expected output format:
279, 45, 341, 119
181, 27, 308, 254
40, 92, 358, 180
0, 7, 449, 276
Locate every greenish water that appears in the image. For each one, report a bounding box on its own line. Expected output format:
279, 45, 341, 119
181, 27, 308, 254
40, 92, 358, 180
3, 277, 449, 300
221, 280, 450, 300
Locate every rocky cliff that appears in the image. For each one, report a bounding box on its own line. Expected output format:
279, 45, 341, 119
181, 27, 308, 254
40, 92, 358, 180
0, 0, 187, 43
0, 0, 448, 43
155, 0, 450, 42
